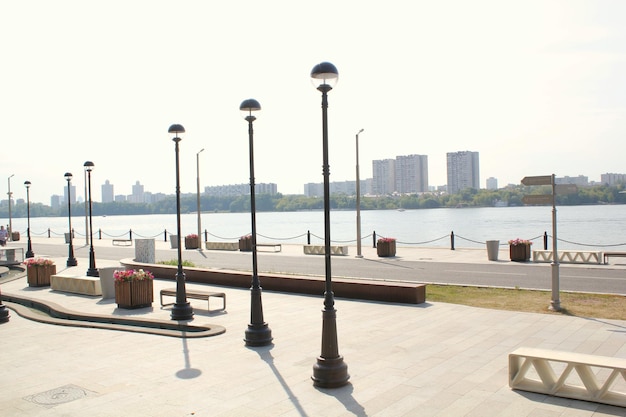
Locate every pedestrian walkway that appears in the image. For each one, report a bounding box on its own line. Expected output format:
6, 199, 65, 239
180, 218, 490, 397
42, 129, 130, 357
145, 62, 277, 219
1, 246, 625, 416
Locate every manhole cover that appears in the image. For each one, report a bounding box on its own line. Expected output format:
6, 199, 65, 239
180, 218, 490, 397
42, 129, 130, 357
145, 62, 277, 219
24, 384, 94, 408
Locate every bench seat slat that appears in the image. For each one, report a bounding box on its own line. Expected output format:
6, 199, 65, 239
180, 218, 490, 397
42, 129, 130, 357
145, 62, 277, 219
160, 288, 225, 310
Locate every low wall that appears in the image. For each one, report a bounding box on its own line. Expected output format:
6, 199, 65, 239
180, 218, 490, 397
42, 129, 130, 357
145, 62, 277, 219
120, 259, 425, 305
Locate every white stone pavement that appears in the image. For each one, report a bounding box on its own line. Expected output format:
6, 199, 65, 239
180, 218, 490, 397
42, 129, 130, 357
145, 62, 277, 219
0, 239, 625, 416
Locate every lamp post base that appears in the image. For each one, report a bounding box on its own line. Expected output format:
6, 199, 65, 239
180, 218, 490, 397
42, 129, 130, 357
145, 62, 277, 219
86, 268, 99, 277
312, 355, 349, 388
244, 323, 273, 347
171, 302, 194, 321
0, 304, 9, 323
66, 258, 77, 267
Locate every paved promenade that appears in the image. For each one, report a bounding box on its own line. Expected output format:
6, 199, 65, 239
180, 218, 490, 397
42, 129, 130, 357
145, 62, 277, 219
0, 239, 625, 416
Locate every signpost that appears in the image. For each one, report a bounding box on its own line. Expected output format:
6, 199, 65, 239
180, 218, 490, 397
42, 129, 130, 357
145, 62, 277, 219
521, 174, 560, 311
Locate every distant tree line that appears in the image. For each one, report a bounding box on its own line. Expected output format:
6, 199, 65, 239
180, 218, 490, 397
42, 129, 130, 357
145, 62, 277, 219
2, 184, 625, 219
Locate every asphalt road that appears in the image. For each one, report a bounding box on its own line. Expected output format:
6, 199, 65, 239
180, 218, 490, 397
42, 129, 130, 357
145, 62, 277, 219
24, 241, 626, 296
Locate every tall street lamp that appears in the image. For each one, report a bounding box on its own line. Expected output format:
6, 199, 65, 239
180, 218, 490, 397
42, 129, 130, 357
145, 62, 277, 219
355, 128, 364, 258
84, 161, 98, 277
310, 61, 349, 388
24, 181, 34, 258
196, 148, 205, 250
240, 98, 273, 347
7, 174, 14, 240
84, 170, 89, 245
169, 124, 194, 321
64, 172, 77, 267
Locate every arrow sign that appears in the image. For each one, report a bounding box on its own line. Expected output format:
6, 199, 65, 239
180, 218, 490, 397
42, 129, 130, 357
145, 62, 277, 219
521, 175, 553, 186
555, 184, 578, 195
522, 194, 553, 205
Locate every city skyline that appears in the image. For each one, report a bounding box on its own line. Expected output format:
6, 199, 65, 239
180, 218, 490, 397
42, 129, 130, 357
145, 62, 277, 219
3, 1, 626, 204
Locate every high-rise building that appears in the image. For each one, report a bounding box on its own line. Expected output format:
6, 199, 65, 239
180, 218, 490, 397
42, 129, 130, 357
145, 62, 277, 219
486, 177, 498, 190
395, 154, 428, 194
102, 180, 114, 203
131, 181, 144, 203
446, 151, 480, 194
63, 184, 77, 204
372, 159, 395, 196
601, 173, 626, 186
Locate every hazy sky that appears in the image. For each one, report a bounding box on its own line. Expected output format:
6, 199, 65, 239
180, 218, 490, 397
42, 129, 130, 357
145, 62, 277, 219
3, 0, 625, 204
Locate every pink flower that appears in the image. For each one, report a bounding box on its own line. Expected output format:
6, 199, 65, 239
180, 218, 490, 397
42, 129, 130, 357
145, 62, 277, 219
114, 269, 154, 283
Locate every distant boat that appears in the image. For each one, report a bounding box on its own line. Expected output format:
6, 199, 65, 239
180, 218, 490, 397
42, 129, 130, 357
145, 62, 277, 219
397, 208, 405, 212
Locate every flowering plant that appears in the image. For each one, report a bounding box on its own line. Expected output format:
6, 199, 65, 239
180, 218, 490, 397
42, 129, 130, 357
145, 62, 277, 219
240, 234, 252, 239
378, 237, 396, 243
113, 269, 154, 283
185, 234, 198, 239
508, 238, 532, 246
24, 258, 55, 267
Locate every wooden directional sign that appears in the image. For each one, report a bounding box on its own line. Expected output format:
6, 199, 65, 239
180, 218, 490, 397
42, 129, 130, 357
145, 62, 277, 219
555, 184, 578, 195
521, 175, 553, 186
522, 194, 553, 205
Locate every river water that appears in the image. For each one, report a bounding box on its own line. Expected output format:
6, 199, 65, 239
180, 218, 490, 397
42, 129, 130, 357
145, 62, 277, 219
7, 205, 626, 250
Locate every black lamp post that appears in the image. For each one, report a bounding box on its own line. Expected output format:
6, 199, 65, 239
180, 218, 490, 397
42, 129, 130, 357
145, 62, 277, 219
168, 124, 194, 321
64, 173, 77, 267
24, 181, 34, 258
240, 98, 273, 347
355, 128, 364, 258
84, 161, 98, 277
310, 61, 349, 388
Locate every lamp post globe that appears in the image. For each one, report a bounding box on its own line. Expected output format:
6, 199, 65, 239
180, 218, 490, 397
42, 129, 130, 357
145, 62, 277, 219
310, 62, 349, 388
24, 181, 34, 258
64, 173, 77, 267
240, 98, 273, 347
84, 161, 98, 277
168, 124, 194, 321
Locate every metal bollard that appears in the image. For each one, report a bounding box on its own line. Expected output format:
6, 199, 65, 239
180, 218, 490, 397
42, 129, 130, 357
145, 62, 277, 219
451, 231, 455, 250
373, 231, 377, 248
129, 229, 133, 240
543, 231, 548, 250
307, 230, 311, 245
164, 229, 168, 242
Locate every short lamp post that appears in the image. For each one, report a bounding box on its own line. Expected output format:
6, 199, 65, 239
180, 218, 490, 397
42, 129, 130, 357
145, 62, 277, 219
24, 181, 34, 258
64, 173, 77, 267
355, 128, 364, 258
310, 61, 349, 388
240, 98, 272, 347
84, 161, 98, 277
168, 124, 194, 321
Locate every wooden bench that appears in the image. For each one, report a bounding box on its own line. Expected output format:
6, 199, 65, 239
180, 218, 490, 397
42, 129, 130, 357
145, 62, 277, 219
509, 347, 626, 407
160, 288, 226, 311
603, 252, 626, 264
113, 239, 132, 246
257, 243, 282, 252
205, 241, 239, 251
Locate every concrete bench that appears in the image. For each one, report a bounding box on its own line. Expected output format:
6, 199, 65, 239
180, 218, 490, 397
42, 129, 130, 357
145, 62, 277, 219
303, 245, 348, 256
113, 239, 133, 246
257, 243, 282, 252
603, 252, 626, 264
532, 250, 603, 264
205, 241, 239, 251
509, 347, 626, 407
51, 275, 102, 296
160, 288, 226, 311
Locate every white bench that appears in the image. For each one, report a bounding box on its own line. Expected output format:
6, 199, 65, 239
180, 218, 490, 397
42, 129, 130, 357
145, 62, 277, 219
303, 245, 348, 256
50, 275, 102, 296
509, 347, 626, 407
205, 241, 239, 251
160, 288, 226, 311
257, 243, 282, 252
532, 250, 603, 264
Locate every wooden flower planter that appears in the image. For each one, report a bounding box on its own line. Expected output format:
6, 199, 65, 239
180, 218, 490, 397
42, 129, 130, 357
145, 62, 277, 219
377, 240, 397, 257
239, 236, 252, 252
509, 244, 531, 262
115, 280, 154, 309
27, 265, 56, 287
184, 236, 199, 249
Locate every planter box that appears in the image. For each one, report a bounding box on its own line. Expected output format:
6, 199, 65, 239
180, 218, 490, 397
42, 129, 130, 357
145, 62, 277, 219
377, 240, 397, 257
27, 265, 56, 287
115, 280, 154, 309
184, 236, 199, 250
510, 244, 531, 262
239, 236, 252, 252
